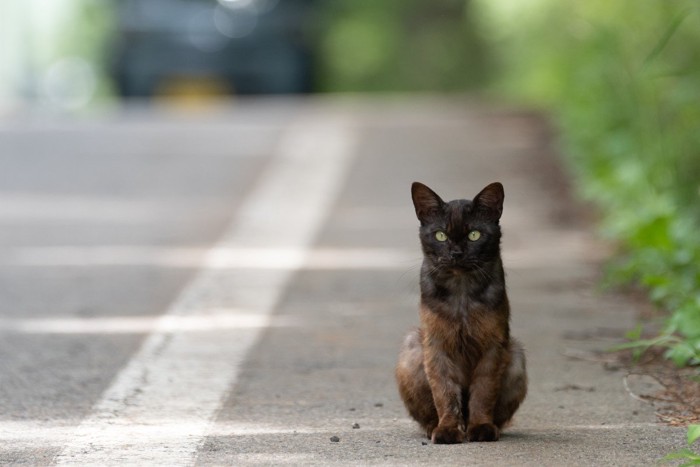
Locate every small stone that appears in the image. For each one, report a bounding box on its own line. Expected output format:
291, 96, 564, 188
349, 407, 356, 411
374, 402, 383, 408
330, 436, 340, 443
421, 441, 428, 446
352, 423, 360, 429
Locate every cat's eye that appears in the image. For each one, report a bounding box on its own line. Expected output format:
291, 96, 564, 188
435, 231, 448, 242
468, 230, 481, 241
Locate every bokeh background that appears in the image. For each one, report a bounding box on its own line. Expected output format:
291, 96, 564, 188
0, 0, 491, 106
1, 0, 699, 364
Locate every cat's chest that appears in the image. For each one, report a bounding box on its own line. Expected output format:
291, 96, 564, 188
423, 278, 508, 344
432, 278, 485, 315
429, 300, 506, 356
426, 270, 506, 314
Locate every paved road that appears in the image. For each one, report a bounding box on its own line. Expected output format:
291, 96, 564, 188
0, 98, 684, 465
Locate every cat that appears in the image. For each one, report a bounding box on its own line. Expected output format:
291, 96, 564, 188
396, 181, 527, 444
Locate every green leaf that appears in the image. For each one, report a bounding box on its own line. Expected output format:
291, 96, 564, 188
663, 448, 700, 461
688, 425, 700, 446
643, 9, 689, 66
662, 448, 695, 461
675, 303, 700, 340
666, 344, 696, 368
625, 324, 643, 341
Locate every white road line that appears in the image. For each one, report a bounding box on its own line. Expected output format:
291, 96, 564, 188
8, 246, 419, 270
0, 311, 288, 334
52, 116, 356, 466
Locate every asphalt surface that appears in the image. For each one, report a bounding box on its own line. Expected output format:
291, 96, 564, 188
0, 98, 685, 465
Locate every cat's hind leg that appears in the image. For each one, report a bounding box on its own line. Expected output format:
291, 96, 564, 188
396, 328, 438, 438
493, 338, 527, 429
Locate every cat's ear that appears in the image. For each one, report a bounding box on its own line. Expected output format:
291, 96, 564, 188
473, 182, 504, 221
411, 182, 445, 224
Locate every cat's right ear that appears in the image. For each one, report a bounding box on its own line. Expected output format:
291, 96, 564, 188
411, 182, 445, 225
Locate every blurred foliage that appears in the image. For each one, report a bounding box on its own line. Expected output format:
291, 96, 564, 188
476, 0, 700, 365
0, 0, 115, 109
59, 0, 117, 100
315, 0, 491, 92
56, 0, 114, 65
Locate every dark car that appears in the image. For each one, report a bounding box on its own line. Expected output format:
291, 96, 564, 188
110, 0, 315, 97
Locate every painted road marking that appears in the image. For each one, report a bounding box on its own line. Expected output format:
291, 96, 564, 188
51, 115, 356, 465
8, 246, 419, 270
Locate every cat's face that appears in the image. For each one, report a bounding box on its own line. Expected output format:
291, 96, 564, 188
411, 182, 504, 272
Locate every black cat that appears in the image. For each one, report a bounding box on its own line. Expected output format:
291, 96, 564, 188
396, 182, 527, 443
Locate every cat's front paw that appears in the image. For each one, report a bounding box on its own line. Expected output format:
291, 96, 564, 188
425, 423, 437, 440
467, 423, 500, 442
431, 425, 464, 444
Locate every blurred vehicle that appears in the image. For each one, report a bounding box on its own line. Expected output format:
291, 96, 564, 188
110, 0, 315, 97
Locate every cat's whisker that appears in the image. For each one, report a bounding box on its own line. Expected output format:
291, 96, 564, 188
398, 259, 425, 283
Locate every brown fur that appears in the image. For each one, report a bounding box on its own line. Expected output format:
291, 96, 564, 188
396, 182, 527, 444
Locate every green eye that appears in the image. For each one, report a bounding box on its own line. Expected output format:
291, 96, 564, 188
435, 231, 447, 242
468, 230, 481, 241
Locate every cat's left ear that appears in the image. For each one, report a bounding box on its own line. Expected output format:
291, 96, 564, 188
473, 182, 504, 221
411, 182, 445, 225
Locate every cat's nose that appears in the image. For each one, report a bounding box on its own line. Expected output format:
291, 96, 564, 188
449, 250, 463, 260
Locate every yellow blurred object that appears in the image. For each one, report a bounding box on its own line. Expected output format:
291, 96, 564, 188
154, 76, 233, 109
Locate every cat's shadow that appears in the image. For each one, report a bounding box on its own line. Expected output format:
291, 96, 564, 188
500, 429, 575, 445
409, 429, 573, 445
